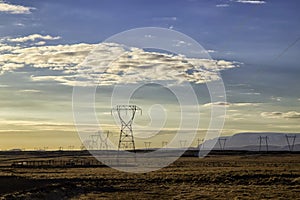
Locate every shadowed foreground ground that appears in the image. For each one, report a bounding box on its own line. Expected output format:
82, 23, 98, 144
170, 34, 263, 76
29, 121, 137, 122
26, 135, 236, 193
0, 153, 299, 199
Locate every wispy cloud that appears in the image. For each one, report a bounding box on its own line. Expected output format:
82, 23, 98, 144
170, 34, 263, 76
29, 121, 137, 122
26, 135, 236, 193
203, 102, 231, 107
18, 89, 41, 93
34, 41, 46, 46
203, 102, 260, 107
0, 1, 35, 14
13, 22, 25, 27
270, 96, 281, 102
261, 111, 300, 119
235, 0, 266, 4
240, 92, 260, 95
153, 17, 177, 21
216, 0, 266, 7
216, 4, 230, 8
7, 34, 61, 43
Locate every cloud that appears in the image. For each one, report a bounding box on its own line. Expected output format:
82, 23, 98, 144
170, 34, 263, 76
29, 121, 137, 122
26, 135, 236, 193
203, 102, 231, 107
88, 47, 239, 85
144, 34, 155, 39
0, 37, 239, 86
206, 50, 217, 53
216, 4, 229, 7
34, 41, 46, 46
202, 102, 259, 107
241, 92, 260, 95
233, 103, 260, 107
0, 42, 20, 52
153, 17, 177, 21
7, 34, 61, 43
270, 96, 281, 102
261, 111, 300, 119
13, 22, 25, 27
236, 0, 266, 4
18, 89, 41, 93
1, 62, 24, 72
173, 40, 191, 47
198, 49, 217, 54
0, 42, 95, 74
0, 2, 35, 14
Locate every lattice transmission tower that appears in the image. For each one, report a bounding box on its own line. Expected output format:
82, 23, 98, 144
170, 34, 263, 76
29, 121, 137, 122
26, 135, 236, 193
285, 134, 296, 152
162, 141, 168, 148
180, 140, 187, 148
218, 138, 227, 150
90, 130, 110, 150
144, 142, 151, 150
111, 105, 142, 151
258, 136, 269, 152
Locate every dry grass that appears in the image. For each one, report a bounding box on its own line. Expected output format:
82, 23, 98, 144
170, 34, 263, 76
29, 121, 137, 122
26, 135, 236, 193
0, 153, 299, 199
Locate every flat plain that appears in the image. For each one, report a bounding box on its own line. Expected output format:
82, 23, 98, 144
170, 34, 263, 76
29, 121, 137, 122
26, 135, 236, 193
0, 152, 299, 199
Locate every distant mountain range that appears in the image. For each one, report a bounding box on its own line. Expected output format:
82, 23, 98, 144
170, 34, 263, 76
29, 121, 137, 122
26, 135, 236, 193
200, 132, 300, 151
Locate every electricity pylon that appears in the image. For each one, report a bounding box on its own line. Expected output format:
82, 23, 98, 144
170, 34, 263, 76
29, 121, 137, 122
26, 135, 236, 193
285, 134, 296, 152
112, 105, 142, 152
218, 138, 227, 150
144, 142, 151, 150
258, 136, 269, 152
90, 130, 111, 150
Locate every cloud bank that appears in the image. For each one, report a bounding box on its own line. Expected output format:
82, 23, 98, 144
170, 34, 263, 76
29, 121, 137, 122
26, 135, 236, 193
0, 35, 240, 86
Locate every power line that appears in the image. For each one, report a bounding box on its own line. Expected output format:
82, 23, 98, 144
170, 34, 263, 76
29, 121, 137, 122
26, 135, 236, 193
273, 36, 300, 61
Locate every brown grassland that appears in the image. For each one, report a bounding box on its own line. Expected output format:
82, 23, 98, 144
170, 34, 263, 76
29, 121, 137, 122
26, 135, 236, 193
0, 152, 299, 199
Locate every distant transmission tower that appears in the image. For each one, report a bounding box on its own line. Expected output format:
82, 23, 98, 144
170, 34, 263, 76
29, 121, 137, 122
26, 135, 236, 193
180, 140, 187, 148
90, 131, 111, 150
258, 136, 269, 152
218, 138, 227, 150
68, 146, 74, 150
285, 134, 296, 152
90, 134, 99, 150
162, 141, 168, 148
100, 130, 110, 150
197, 138, 204, 147
112, 105, 142, 151
144, 142, 151, 150
198, 139, 205, 150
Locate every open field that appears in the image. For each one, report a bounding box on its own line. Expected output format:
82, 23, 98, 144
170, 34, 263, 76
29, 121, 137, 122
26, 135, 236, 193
0, 152, 299, 199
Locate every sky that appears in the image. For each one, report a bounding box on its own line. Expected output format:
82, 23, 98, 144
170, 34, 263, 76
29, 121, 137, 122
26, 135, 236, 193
0, 0, 299, 150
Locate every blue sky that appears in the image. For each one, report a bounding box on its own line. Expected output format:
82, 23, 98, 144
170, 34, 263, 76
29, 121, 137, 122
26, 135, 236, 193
0, 0, 299, 150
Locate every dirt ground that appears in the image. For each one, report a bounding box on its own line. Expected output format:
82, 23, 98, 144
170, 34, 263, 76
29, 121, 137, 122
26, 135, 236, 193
0, 153, 299, 199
